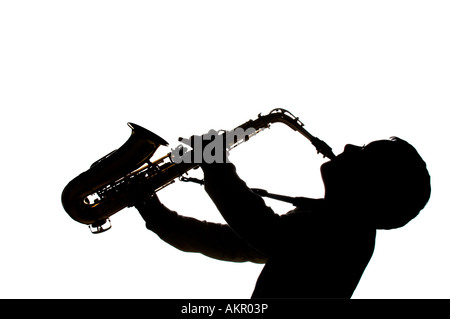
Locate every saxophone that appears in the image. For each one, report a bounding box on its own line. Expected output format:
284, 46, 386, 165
61, 108, 335, 233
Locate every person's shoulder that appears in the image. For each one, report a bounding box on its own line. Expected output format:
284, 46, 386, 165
283, 209, 316, 222
281, 204, 332, 229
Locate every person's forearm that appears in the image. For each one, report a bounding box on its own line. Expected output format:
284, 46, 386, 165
136, 201, 267, 263
202, 163, 281, 255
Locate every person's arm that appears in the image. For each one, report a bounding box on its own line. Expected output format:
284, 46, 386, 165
202, 163, 284, 257
135, 194, 267, 263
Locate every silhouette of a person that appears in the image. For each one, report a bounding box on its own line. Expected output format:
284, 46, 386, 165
134, 136, 430, 298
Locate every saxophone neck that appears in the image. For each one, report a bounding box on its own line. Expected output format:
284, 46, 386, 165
231, 108, 336, 159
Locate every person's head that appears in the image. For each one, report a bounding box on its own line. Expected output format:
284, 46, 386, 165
320, 137, 431, 229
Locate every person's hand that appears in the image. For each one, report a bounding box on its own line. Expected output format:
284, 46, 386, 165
173, 129, 229, 165
133, 192, 165, 222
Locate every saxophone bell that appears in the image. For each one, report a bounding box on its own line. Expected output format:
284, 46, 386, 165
61, 122, 170, 232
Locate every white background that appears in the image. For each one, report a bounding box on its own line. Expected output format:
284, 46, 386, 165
1, 1, 449, 298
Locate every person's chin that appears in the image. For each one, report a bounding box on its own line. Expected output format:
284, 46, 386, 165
320, 160, 333, 182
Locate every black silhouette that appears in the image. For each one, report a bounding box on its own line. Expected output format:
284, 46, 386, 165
135, 136, 431, 298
